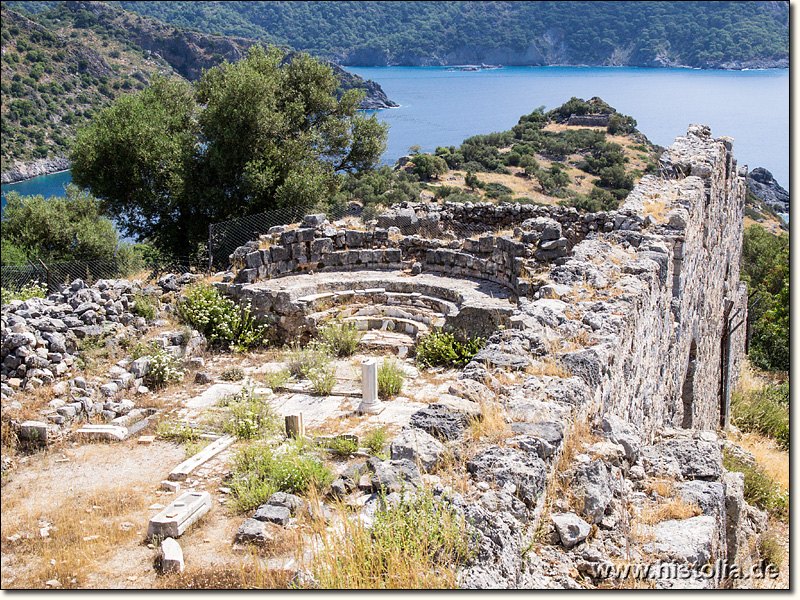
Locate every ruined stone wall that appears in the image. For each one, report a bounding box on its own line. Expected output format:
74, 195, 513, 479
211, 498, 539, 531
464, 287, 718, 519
226, 125, 746, 440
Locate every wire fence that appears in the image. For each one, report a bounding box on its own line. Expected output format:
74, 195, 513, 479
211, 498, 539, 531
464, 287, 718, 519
1, 255, 200, 295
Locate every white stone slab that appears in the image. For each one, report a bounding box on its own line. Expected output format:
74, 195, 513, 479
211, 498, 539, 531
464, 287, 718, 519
186, 383, 242, 409
161, 537, 184, 573
168, 435, 235, 481
75, 425, 127, 442
147, 491, 211, 539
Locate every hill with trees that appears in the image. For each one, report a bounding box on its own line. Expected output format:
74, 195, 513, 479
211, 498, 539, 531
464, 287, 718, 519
35, 0, 791, 69
0, 1, 395, 182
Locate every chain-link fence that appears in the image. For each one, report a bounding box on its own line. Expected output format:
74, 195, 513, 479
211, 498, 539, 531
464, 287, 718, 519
208, 203, 359, 270
1, 255, 200, 295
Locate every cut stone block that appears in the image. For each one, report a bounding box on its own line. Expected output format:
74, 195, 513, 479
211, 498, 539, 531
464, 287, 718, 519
161, 480, 181, 493
138, 435, 156, 444
147, 491, 211, 539
160, 537, 184, 573
168, 435, 235, 481
253, 503, 291, 526
75, 425, 128, 442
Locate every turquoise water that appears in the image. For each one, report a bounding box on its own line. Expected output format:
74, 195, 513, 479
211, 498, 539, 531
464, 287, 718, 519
349, 66, 789, 192
1, 66, 789, 209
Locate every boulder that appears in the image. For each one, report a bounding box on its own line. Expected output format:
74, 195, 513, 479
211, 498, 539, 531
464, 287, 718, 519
409, 404, 469, 441
652, 515, 716, 565
390, 428, 446, 473
600, 415, 642, 462
253, 504, 291, 526
573, 459, 612, 524
467, 447, 547, 508
551, 512, 592, 549
235, 518, 274, 544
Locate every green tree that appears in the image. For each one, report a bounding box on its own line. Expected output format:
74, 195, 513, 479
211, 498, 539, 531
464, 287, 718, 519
71, 44, 387, 257
464, 170, 480, 190
411, 153, 448, 180
1, 184, 119, 264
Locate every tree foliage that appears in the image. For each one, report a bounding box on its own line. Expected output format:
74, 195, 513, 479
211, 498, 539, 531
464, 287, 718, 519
70, 45, 387, 256
741, 225, 789, 373
1, 184, 119, 264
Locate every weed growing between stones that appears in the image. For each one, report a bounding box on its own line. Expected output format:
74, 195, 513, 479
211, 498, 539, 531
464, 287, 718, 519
316, 320, 362, 357
377, 359, 405, 399
325, 435, 358, 456
219, 387, 281, 440
722, 447, 788, 520
308, 489, 473, 588
286, 343, 332, 380
415, 330, 485, 368
130, 291, 160, 321
757, 530, 786, 567
145, 347, 185, 389
220, 366, 245, 382
260, 368, 291, 391
156, 421, 202, 443
308, 365, 337, 396
228, 441, 333, 513
362, 427, 388, 457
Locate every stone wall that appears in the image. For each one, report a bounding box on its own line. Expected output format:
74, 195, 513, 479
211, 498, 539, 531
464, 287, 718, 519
226, 124, 747, 441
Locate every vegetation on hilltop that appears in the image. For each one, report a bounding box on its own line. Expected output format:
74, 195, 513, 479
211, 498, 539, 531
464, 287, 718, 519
62, 1, 792, 68
0, 1, 392, 178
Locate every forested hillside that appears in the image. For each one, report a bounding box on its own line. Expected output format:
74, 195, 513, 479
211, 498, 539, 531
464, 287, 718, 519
80, 1, 791, 68
0, 1, 394, 181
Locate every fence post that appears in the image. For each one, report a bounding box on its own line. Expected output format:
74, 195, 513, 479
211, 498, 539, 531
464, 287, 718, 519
208, 224, 213, 273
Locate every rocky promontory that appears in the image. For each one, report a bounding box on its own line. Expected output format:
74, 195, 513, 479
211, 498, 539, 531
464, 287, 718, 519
747, 167, 789, 215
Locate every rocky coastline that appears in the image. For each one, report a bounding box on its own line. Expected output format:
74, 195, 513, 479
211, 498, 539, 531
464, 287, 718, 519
1, 157, 71, 186
746, 167, 789, 215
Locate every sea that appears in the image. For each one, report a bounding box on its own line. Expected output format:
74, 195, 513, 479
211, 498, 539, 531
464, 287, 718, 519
1, 66, 789, 220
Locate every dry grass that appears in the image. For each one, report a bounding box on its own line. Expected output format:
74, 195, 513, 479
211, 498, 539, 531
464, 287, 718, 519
643, 198, 668, 222
1, 486, 151, 588
643, 479, 674, 498
525, 357, 573, 378
637, 498, 701, 525
467, 401, 511, 445
737, 433, 789, 493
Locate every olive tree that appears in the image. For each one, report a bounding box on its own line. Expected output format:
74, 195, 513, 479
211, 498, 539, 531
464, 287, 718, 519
71, 45, 387, 257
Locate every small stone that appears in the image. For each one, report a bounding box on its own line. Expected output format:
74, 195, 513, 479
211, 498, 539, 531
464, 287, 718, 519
160, 537, 185, 573
138, 436, 156, 444
45, 579, 61, 588
161, 480, 180, 493
551, 512, 592, 549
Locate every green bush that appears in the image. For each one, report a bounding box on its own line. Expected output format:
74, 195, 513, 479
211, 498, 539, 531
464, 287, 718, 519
415, 331, 486, 368
219, 387, 280, 440
176, 283, 268, 351
722, 447, 788, 519
156, 421, 201, 443
131, 290, 159, 320
1, 281, 47, 305
220, 366, 246, 382
287, 343, 333, 380
363, 427, 388, 457
262, 368, 291, 390
731, 383, 789, 450
145, 347, 184, 389
327, 435, 358, 456
378, 359, 405, 399
317, 320, 362, 357
229, 441, 333, 512
308, 364, 337, 396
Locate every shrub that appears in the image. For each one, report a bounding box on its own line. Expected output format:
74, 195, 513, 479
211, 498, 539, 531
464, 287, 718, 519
308, 364, 337, 396
1, 281, 47, 304
156, 421, 200, 443
175, 283, 268, 351
731, 383, 789, 450
317, 321, 362, 357
363, 427, 388, 457
220, 366, 246, 382
145, 347, 184, 389
415, 331, 486, 368
131, 290, 159, 320
287, 343, 332, 380
327, 435, 358, 456
262, 368, 291, 390
229, 441, 333, 512
722, 447, 788, 519
310, 489, 473, 588
219, 387, 280, 440
377, 359, 405, 399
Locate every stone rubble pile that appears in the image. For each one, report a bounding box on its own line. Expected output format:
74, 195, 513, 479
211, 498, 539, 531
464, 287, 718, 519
1, 274, 204, 442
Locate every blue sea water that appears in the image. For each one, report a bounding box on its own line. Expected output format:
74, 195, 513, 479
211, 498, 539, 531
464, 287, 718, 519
1, 66, 789, 211
348, 66, 789, 194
